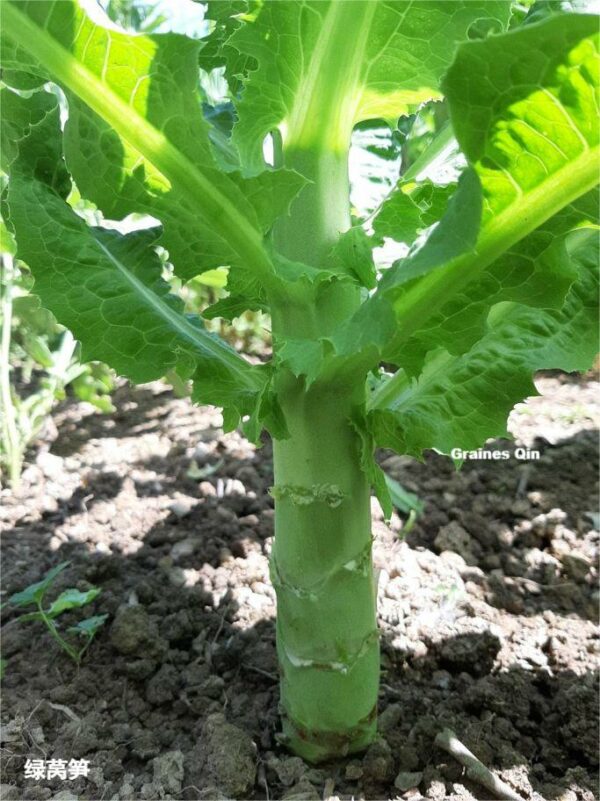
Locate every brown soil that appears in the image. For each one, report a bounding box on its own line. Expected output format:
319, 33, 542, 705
1, 372, 598, 801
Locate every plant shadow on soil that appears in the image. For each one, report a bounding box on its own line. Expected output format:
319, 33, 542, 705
1, 382, 598, 801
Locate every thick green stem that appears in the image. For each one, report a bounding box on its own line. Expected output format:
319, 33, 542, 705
271, 142, 378, 758
274, 147, 352, 267
269, 3, 381, 758
271, 375, 378, 762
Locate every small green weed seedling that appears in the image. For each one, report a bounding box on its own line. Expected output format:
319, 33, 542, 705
5, 561, 108, 665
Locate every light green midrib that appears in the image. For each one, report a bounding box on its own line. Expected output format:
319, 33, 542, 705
93, 236, 256, 386
368, 153, 599, 413
390, 351, 462, 414
369, 229, 598, 415
369, 293, 562, 420
286, 1, 345, 139
390, 144, 600, 342
401, 123, 455, 182
367, 350, 453, 413
285, 0, 377, 151
2, 2, 274, 286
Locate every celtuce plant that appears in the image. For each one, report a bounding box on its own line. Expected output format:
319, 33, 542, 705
1, 0, 598, 761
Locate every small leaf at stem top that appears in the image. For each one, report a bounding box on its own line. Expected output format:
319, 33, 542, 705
69, 615, 109, 638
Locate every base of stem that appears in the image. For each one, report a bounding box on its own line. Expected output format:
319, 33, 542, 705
281, 703, 377, 763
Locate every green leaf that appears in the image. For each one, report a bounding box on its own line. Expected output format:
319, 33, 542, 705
0, 13, 46, 92
0, 88, 70, 199
198, 0, 254, 94
68, 614, 109, 638
368, 227, 599, 456
392, 12, 600, 341
334, 169, 481, 359
383, 474, 424, 517
0, 219, 16, 255
1, 0, 303, 289
380, 168, 482, 290
193, 269, 229, 290
375, 192, 424, 246
242, 380, 290, 444
387, 193, 594, 366
330, 293, 397, 365
70, 364, 116, 414
443, 14, 599, 225
357, 13, 599, 369
8, 562, 70, 607
203, 294, 264, 322
204, 266, 268, 322
525, 0, 598, 26
3, 90, 265, 416
12, 295, 59, 339
373, 181, 457, 247
21, 333, 55, 369
328, 227, 376, 289
46, 588, 101, 619
270, 257, 369, 386
351, 413, 393, 522
8, 185, 254, 387
191, 359, 270, 428
275, 338, 326, 388
230, 1, 511, 168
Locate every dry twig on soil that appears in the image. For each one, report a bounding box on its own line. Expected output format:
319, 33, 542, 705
434, 728, 525, 801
